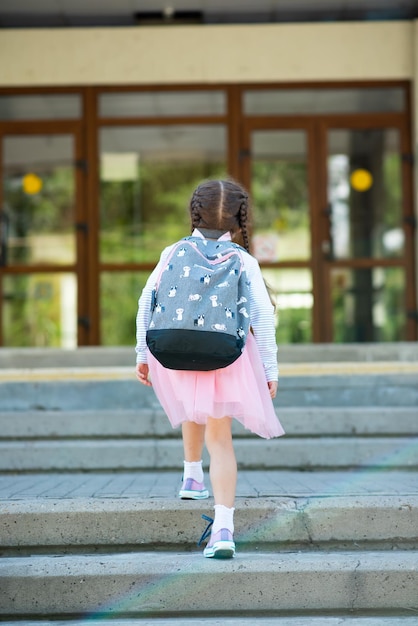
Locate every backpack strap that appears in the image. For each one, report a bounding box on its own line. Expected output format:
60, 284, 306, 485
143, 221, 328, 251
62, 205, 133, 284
151, 241, 185, 309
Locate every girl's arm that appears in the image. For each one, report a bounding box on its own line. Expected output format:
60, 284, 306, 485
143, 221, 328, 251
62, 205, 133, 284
135, 245, 173, 365
245, 254, 279, 383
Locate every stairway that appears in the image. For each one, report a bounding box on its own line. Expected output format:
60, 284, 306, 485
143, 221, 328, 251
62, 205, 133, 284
0, 344, 417, 624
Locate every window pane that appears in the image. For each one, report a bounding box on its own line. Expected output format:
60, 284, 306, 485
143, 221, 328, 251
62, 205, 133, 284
251, 130, 310, 261
328, 128, 403, 260
2, 135, 76, 266
332, 267, 405, 342
262, 268, 313, 344
2, 273, 77, 347
244, 88, 405, 115
99, 91, 226, 117
0, 95, 81, 120
99, 125, 227, 263
101, 271, 150, 346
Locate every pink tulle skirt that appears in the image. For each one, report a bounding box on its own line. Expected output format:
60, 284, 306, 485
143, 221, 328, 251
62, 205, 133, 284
147, 333, 285, 439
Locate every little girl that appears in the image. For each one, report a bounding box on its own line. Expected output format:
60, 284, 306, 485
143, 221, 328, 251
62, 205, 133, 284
135, 179, 285, 559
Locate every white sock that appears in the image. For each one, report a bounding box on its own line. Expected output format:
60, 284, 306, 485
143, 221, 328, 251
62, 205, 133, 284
212, 504, 235, 534
183, 460, 204, 483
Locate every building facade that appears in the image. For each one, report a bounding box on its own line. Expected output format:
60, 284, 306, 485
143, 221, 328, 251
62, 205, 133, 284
0, 20, 417, 347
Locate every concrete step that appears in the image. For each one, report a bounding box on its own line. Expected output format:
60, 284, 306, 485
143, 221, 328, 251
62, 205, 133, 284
1, 367, 417, 411
2, 615, 418, 626
1, 342, 418, 368
1, 550, 417, 617
1, 404, 416, 472
1, 468, 416, 621
1, 407, 417, 439
1, 348, 416, 623
2, 494, 417, 554
1, 435, 417, 472
2, 356, 417, 470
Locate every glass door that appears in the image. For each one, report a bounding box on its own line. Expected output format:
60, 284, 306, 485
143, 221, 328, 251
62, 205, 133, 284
321, 121, 416, 342
244, 118, 416, 344
98, 123, 227, 345
242, 121, 315, 344
0, 127, 86, 347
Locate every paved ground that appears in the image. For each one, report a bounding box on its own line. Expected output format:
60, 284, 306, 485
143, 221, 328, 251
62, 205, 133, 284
1, 469, 417, 500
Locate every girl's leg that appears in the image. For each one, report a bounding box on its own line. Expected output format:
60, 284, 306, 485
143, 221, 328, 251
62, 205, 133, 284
203, 416, 236, 558
205, 416, 237, 508
181, 422, 205, 462
179, 422, 208, 500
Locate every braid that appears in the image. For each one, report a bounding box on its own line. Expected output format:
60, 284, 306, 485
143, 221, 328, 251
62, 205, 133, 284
238, 195, 250, 252
188, 179, 252, 248
190, 191, 202, 233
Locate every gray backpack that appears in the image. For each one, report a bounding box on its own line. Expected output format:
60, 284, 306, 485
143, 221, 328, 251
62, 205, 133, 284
146, 236, 251, 371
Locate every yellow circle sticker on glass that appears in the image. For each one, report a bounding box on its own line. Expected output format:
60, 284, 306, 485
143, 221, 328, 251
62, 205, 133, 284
350, 169, 373, 192
23, 173, 43, 195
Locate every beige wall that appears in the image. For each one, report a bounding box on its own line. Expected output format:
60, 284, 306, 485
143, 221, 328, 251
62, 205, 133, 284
0, 21, 414, 86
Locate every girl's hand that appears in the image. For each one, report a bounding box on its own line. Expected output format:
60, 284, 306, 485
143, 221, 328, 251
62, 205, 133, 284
136, 363, 152, 387
268, 381, 278, 399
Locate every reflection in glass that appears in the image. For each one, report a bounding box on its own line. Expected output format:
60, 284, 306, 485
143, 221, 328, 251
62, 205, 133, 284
244, 88, 404, 115
99, 125, 226, 263
0, 95, 81, 120
332, 267, 405, 342
2, 135, 76, 266
2, 273, 77, 347
251, 130, 310, 261
101, 271, 150, 345
99, 91, 226, 118
327, 129, 403, 260
262, 268, 312, 343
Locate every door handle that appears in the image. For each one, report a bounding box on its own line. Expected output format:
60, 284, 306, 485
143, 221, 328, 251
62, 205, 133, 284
0, 210, 9, 267
321, 240, 331, 255
321, 240, 334, 260
322, 204, 334, 260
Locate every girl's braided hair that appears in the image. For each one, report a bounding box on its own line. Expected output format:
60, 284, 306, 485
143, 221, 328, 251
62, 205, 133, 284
189, 179, 251, 252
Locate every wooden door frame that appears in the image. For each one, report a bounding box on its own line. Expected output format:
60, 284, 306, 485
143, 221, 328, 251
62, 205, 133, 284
0, 121, 89, 345
0, 82, 415, 346
317, 113, 416, 342
240, 112, 416, 343
92, 85, 230, 345
240, 116, 323, 342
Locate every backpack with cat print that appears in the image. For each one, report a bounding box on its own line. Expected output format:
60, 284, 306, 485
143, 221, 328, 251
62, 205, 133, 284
146, 236, 251, 371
